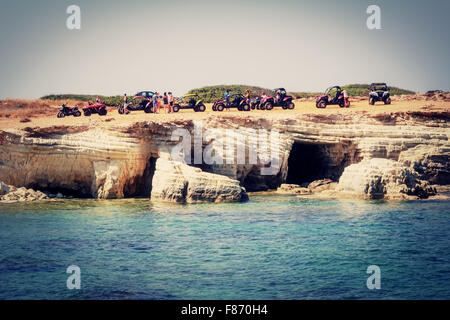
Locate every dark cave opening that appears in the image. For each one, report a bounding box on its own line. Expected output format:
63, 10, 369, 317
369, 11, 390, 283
123, 157, 157, 197
27, 185, 92, 198
285, 141, 360, 186
286, 143, 329, 185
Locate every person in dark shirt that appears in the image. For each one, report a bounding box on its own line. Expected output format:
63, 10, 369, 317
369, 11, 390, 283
163, 92, 169, 113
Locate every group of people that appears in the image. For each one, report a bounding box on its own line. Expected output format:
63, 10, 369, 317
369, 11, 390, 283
224, 89, 287, 106
123, 92, 175, 113
224, 89, 252, 105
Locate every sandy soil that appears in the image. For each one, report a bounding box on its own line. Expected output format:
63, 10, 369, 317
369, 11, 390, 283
0, 98, 449, 130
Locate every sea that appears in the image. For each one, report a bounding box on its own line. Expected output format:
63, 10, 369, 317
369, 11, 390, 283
0, 194, 449, 299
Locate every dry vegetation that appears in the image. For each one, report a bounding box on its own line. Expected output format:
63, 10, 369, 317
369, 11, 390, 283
0, 99, 84, 120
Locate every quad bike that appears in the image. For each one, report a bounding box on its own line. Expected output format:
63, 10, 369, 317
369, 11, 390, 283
250, 96, 264, 110
172, 94, 206, 112
369, 83, 391, 105
57, 104, 81, 118
83, 101, 107, 116
315, 86, 349, 108
212, 93, 250, 112
118, 91, 154, 114
260, 88, 295, 110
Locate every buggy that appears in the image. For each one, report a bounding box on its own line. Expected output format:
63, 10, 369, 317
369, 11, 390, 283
172, 94, 206, 112
260, 88, 295, 110
118, 91, 155, 114
212, 93, 250, 112
315, 86, 347, 108
369, 83, 391, 105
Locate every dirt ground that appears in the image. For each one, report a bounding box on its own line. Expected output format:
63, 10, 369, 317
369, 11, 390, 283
0, 97, 449, 130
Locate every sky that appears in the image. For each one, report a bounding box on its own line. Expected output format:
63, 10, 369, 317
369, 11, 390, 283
0, 0, 449, 98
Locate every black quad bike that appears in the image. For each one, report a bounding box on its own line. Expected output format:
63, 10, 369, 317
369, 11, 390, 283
250, 96, 264, 110
212, 93, 250, 111
118, 91, 155, 114
315, 86, 348, 108
172, 94, 206, 112
57, 104, 81, 118
260, 88, 295, 110
369, 83, 391, 105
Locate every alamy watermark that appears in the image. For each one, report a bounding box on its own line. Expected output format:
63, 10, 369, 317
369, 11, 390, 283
366, 265, 381, 290
170, 121, 280, 175
66, 265, 81, 289
366, 5, 381, 30
66, 5, 81, 30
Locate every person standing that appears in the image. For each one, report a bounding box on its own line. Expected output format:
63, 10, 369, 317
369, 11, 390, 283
245, 89, 251, 105
163, 92, 169, 113
123, 93, 128, 108
342, 89, 350, 108
152, 92, 158, 113
168, 92, 174, 113
225, 90, 230, 108
123, 93, 130, 114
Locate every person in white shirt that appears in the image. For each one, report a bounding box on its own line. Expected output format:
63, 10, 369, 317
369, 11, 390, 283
342, 89, 350, 108
168, 92, 174, 113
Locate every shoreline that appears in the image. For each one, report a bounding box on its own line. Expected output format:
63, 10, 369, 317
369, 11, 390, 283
1, 96, 449, 204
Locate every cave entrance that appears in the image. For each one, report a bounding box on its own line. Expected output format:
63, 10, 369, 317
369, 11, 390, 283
123, 157, 157, 197
286, 142, 358, 185
286, 143, 327, 185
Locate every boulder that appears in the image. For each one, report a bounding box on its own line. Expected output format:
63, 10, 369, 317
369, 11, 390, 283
0, 181, 49, 202
150, 157, 248, 203
307, 179, 338, 193
0, 181, 11, 195
276, 184, 311, 195
337, 158, 436, 200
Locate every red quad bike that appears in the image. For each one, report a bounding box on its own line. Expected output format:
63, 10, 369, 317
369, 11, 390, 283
260, 88, 295, 110
83, 101, 107, 116
118, 91, 154, 114
315, 86, 348, 108
212, 93, 250, 112
57, 104, 81, 118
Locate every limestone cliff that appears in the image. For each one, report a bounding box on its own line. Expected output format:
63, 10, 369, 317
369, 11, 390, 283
0, 111, 448, 202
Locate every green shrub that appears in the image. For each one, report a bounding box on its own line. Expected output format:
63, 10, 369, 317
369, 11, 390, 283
41, 94, 124, 107
42, 84, 415, 106
187, 85, 272, 103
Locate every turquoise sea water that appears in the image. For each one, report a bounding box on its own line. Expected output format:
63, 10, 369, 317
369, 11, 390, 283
0, 194, 449, 300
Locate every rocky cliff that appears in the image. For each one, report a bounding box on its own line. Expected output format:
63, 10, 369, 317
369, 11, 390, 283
0, 110, 448, 202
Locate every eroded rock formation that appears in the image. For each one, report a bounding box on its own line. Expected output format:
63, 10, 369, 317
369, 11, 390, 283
0, 181, 48, 202
337, 158, 436, 200
0, 111, 448, 202
151, 154, 247, 203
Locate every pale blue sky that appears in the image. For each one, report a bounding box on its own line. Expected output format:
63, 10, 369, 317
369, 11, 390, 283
0, 0, 449, 98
